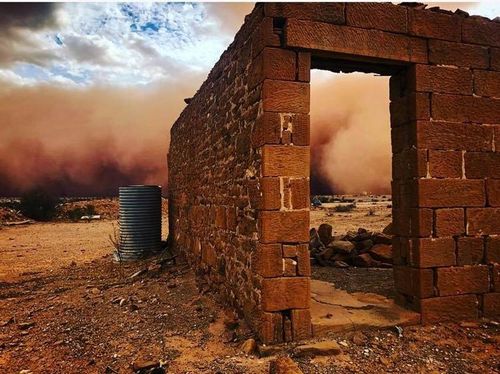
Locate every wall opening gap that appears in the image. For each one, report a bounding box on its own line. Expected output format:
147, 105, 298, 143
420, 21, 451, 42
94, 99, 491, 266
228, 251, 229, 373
308, 68, 418, 333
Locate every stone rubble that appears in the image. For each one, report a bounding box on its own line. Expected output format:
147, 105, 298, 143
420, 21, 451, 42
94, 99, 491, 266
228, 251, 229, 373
309, 223, 394, 268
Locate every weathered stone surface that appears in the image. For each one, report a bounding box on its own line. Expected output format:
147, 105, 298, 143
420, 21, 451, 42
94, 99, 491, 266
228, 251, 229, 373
418, 179, 485, 208
262, 146, 310, 178
169, 3, 500, 343
420, 295, 479, 323
260, 211, 309, 243
317, 223, 333, 246
436, 265, 489, 296
369, 244, 393, 263
329, 240, 355, 255
294, 341, 342, 357
269, 356, 303, 374
261, 277, 310, 312
346, 3, 407, 33
286, 19, 426, 63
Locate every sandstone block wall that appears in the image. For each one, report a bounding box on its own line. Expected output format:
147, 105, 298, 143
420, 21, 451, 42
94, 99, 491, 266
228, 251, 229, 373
169, 2, 500, 343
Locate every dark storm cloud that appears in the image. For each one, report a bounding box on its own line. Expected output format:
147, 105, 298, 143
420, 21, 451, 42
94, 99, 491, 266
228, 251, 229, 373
0, 3, 59, 33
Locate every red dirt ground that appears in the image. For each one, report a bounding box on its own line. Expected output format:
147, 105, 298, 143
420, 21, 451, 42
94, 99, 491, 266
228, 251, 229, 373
0, 201, 499, 373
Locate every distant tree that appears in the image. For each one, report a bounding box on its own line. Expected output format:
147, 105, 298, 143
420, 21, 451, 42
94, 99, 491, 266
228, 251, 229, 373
20, 188, 59, 221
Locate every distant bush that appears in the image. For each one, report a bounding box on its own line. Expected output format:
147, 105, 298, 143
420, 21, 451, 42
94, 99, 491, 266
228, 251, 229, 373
334, 204, 355, 212
20, 188, 59, 221
66, 204, 97, 221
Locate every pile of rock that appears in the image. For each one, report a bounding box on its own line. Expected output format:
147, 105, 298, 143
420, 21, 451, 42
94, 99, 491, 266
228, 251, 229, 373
309, 223, 393, 268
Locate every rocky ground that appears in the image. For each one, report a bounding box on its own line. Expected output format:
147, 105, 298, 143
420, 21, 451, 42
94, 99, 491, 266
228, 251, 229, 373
0, 197, 499, 373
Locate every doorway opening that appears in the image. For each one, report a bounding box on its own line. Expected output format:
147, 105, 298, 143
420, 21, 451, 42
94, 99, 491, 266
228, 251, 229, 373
308, 65, 418, 334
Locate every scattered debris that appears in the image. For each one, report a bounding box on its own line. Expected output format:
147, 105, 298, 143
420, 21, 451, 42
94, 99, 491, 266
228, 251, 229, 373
4, 220, 33, 226
80, 215, 101, 220
294, 340, 342, 357
18, 321, 35, 330
132, 359, 160, 372
130, 269, 147, 278
269, 356, 303, 374
0, 316, 14, 327
394, 325, 403, 338
240, 338, 257, 355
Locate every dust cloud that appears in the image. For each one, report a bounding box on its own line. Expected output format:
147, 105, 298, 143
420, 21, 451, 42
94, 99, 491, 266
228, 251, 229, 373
310, 70, 392, 195
0, 79, 201, 196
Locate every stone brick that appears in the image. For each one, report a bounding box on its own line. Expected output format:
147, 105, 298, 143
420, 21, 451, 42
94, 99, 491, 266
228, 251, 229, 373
251, 17, 281, 58
250, 48, 296, 88
392, 236, 409, 265
416, 121, 493, 152
390, 93, 430, 127
408, 9, 461, 41
264, 2, 345, 24
435, 208, 465, 237
391, 125, 416, 153
418, 179, 485, 208
393, 149, 427, 181
253, 112, 281, 147
492, 48, 500, 71
411, 65, 472, 95
259, 210, 309, 243
483, 293, 500, 317
462, 16, 500, 47
432, 94, 500, 124
428, 150, 462, 178
411, 238, 456, 268
457, 237, 484, 265
282, 177, 291, 210
489, 180, 500, 207
285, 19, 427, 63
296, 244, 311, 276
474, 70, 500, 98
283, 317, 292, 343
410, 208, 433, 237
467, 208, 500, 235
262, 80, 310, 113
420, 295, 479, 323
289, 114, 310, 146
486, 237, 500, 264
253, 243, 283, 278
283, 258, 297, 276
429, 39, 489, 69
201, 242, 217, 267
215, 206, 226, 229
262, 146, 310, 178
496, 126, 500, 153
393, 266, 434, 298
291, 309, 312, 340
259, 312, 283, 344
436, 265, 489, 296
261, 177, 281, 210
492, 264, 500, 291
464, 152, 500, 179
226, 207, 237, 231
297, 52, 311, 82
261, 277, 310, 312
290, 178, 309, 209
346, 3, 407, 33
283, 245, 298, 258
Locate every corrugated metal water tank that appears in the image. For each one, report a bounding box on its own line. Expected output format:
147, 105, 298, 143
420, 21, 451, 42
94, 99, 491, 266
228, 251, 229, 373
118, 185, 162, 260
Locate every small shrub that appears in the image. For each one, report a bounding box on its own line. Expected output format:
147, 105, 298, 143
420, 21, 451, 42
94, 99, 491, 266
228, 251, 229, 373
334, 203, 355, 212
367, 208, 376, 216
20, 188, 59, 221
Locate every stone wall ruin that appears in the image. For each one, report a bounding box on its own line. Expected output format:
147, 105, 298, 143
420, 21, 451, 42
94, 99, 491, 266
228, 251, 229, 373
168, 2, 500, 343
